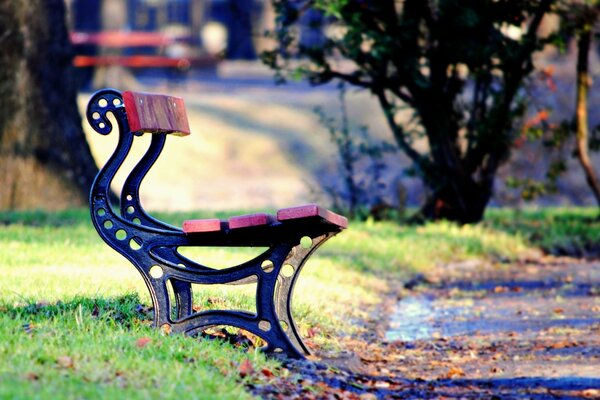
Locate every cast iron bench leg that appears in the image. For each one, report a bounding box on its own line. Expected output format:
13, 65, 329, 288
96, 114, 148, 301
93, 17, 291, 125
273, 233, 334, 354
140, 235, 335, 358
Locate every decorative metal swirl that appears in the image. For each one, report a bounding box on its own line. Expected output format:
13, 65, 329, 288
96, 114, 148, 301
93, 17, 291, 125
87, 88, 126, 136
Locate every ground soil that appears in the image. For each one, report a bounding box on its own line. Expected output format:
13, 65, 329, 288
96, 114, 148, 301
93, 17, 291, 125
250, 256, 600, 399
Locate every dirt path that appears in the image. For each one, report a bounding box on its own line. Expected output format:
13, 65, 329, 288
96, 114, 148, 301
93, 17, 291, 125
251, 257, 600, 399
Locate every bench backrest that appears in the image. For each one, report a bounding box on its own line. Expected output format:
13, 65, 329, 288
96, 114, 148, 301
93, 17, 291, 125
123, 91, 190, 136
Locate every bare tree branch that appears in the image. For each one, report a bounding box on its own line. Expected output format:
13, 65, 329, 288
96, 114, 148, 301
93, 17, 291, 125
376, 89, 427, 169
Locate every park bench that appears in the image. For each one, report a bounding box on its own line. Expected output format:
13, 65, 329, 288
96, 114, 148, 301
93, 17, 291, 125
71, 31, 217, 71
87, 88, 347, 358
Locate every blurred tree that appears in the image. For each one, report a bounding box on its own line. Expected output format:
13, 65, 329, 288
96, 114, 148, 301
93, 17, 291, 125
0, 0, 98, 210
226, 0, 257, 59
514, 1, 600, 208
559, 0, 600, 207
263, 0, 554, 223
71, 0, 102, 89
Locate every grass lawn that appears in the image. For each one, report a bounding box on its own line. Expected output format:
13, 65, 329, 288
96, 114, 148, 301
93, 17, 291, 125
0, 207, 596, 398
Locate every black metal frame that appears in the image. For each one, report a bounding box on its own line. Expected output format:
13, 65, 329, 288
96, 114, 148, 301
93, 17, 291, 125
87, 88, 344, 358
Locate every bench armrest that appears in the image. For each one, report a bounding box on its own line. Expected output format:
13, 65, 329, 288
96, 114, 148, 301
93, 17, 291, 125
123, 91, 191, 136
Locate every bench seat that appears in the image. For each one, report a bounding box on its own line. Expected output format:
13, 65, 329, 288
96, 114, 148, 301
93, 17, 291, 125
276, 204, 348, 228
182, 204, 347, 234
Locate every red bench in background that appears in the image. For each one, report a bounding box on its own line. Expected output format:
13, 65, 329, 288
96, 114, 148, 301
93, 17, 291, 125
71, 31, 218, 70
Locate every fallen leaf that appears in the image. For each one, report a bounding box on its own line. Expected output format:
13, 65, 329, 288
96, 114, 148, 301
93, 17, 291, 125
374, 380, 391, 388
160, 324, 172, 335
231, 331, 255, 349
25, 372, 39, 381
550, 340, 577, 350
261, 368, 274, 378
359, 394, 378, 400
315, 381, 331, 392
238, 359, 254, 378
490, 366, 503, 374
136, 337, 152, 348
207, 297, 226, 307
56, 355, 74, 369
581, 389, 600, 398
445, 367, 465, 379
22, 323, 35, 335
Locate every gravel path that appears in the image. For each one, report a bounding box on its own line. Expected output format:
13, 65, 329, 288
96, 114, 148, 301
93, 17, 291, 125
252, 256, 600, 399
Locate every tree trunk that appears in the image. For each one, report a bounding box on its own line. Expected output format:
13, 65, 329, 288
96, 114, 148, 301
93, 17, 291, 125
0, 0, 98, 210
417, 173, 492, 224
413, 94, 493, 224
71, 0, 102, 89
575, 24, 600, 208
225, 0, 257, 60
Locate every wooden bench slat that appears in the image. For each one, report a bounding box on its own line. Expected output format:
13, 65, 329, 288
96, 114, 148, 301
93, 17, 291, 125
73, 55, 217, 68
277, 204, 348, 229
228, 213, 276, 230
182, 218, 224, 234
71, 31, 177, 47
123, 91, 191, 136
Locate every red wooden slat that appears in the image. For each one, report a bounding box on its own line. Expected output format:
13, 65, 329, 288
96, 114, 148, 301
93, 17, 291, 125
228, 213, 275, 229
123, 91, 190, 136
277, 204, 348, 229
182, 219, 223, 234
71, 31, 177, 47
73, 55, 211, 68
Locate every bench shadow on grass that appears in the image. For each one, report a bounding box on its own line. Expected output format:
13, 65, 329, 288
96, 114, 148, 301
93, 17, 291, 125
3, 293, 152, 329
4, 294, 269, 351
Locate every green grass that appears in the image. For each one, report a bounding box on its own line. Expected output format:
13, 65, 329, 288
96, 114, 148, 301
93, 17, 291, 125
484, 207, 600, 255
0, 296, 265, 399
1, 207, 583, 398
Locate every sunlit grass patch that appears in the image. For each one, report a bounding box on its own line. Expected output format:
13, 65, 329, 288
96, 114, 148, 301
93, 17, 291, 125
333, 219, 530, 273
484, 207, 600, 255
